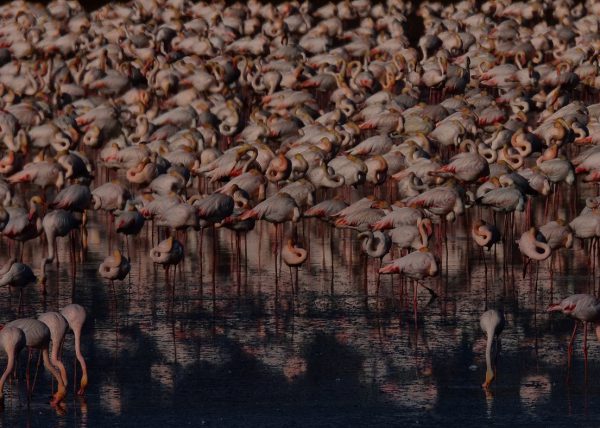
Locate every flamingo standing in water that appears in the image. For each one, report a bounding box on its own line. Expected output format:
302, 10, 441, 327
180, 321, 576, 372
358, 230, 391, 295
0, 259, 36, 311
517, 227, 551, 280
281, 238, 308, 293
480, 309, 505, 389
548, 294, 600, 373
0, 326, 25, 406
37, 312, 69, 391
5, 318, 66, 406
379, 247, 438, 321
60, 304, 88, 395
99, 249, 131, 299
472, 219, 501, 280
114, 202, 145, 256
150, 237, 184, 297
39, 209, 82, 288
240, 193, 301, 284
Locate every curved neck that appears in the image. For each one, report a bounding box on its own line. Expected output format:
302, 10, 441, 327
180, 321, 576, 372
243, 149, 258, 173
418, 221, 429, 247
485, 330, 494, 382
0, 345, 16, 397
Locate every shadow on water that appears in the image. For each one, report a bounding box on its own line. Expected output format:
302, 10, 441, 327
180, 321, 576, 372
0, 1, 597, 426
0, 204, 599, 427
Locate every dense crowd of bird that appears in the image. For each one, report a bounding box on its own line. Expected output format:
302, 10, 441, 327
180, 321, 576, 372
0, 0, 598, 410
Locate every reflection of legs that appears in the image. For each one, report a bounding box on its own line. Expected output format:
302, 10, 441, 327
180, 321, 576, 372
376, 259, 381, 297
26, 348, 32, 401
568, 321, 578, 369
412, 280, 417, 326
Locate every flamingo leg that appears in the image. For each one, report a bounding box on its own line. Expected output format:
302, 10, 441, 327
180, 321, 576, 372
584, 321, 589, 380
26, 348, 32, 401
274, 224, 279, 295
413, 280, 418, 328
568, 321, 578, 370
18, 289, 23, 316
376, 258, 382, 298
295, 266, 299, 294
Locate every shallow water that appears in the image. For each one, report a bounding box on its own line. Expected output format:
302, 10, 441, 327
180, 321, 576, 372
1, 185, 600, 427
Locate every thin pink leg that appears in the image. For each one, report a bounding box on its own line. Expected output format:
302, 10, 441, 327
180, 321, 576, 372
568, 321, 578, 370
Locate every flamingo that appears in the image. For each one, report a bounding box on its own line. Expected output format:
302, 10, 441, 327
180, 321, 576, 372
3, 196, 44, 258
5, 318, 66, 406
334, 200, 390, 230
539, 220, 573, 250
358, 230, 391, 294
480, 309, 505, 389
371, 206, 424, 230
389, 218, 433, 253
240, 193, 301, 283
379, 248, 438, 320
472, 219, 501, 280
99, 249, 131, 292
548, 294, 600, 372
60, 304, 88, 396
150, 237, 184, 288
50, 184, 92, 212
0, 326, 25, 406
517, 228, 551, 261
304, 199, 349, 221
0, 259, 35, 309
114, 202, 145, 255
37, 312, 69, 390
281, 238, 308, 292
472, 220, 501, 250
92, 182, 130, 212
39, 209, 82, 287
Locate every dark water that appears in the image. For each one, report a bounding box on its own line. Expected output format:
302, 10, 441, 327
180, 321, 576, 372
0, 185, 599, 427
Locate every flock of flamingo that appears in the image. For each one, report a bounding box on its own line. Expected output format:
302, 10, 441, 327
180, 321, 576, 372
0, 0, 597, 412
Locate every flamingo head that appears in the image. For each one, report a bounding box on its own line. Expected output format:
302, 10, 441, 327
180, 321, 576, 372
75, 372, 88, 396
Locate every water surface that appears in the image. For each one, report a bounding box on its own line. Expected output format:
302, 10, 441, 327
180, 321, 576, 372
1, 186, 599, 427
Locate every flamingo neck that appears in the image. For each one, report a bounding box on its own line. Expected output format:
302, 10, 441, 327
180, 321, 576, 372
485, 329, 494, 383
0, 346, 15, 398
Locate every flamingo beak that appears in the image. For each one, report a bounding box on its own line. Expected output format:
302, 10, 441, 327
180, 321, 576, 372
78, 374, 88, 396
482, 369, 494, 388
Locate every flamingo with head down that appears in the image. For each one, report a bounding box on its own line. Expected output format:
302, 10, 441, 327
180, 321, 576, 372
480, 309, 505, 390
